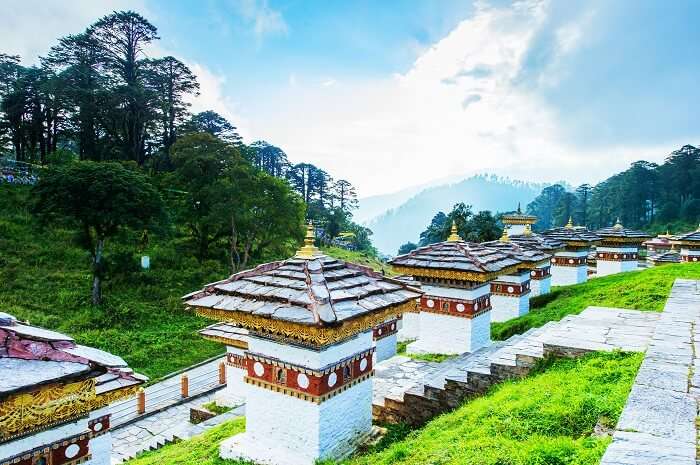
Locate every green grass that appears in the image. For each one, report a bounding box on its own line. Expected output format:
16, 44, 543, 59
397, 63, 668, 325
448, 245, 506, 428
128, 418, 247, 465
492, 263, 700, 341
0, 185, 226, 380
321, 246, 395, 275
125, 352, 642, 465
203, 402, 233, 416
396, 339, 456, 363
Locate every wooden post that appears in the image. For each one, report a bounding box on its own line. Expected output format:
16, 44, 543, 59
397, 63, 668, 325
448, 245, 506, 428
136, 388, 145, 415
218, 362, 226, 385
181, 374, 189, 398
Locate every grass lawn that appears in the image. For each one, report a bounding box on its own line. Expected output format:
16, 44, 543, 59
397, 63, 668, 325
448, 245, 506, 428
125, 351, 642, 465
321, 246, 395, 275
492, 263, 700, 341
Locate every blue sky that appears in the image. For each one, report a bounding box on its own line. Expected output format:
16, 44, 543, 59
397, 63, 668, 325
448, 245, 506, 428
4, 0, 700, 196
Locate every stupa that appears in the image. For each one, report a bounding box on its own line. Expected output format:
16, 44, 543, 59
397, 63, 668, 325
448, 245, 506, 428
643, 231, 674, 257
541, 218, 600, 286
0, 312, 145, 465
672, 225, 700, 262
501, 203, 538, 236
649, 250, 681, 266
482, 228, 551, 322
594, 219, 651, 276
184, 224, 421, 465
388, 222, 520, 354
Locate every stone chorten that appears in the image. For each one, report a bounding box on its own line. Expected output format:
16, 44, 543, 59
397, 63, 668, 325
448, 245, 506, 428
501, 203, 538, 236
481, 229, 551, 322
643, 231, 674, 260
184, 224, 421, 465
0, 313, 146, 465
388, 222, 521, 354
649, 250, 681, 266
541, 218, 600, 286
594, 219, 651, 276
672, 225, 700, 263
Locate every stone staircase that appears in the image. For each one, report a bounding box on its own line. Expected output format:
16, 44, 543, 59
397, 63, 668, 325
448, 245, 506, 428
373, 307, 659, 426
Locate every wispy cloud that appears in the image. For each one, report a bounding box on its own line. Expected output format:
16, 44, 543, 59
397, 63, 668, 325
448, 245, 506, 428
229, 0, 288, 40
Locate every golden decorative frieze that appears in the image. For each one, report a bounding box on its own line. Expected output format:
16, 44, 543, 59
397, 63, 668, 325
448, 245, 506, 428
201, 334, 249, 349
90, 385, 141, 409
194, 300, 415, 348
0, 379, 96, 442
391, 264, 522, 283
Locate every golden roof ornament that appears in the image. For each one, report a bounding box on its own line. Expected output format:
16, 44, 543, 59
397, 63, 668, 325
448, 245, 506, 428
524, 223, 533, 236
516, 202, 522, 214
295, 222, 321, 259
613, 217, 623, 230
565, 216, 574, 229
447, 221, 461, 242
499, 227, 510, 243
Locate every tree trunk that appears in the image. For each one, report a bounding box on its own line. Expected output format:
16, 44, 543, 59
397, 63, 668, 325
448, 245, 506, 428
92, 238, 105, 305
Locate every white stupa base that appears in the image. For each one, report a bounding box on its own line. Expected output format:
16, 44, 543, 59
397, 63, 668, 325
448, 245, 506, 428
551, 265, 588, 286
596, 260, 638, 277
397, 312, 420, 341
530, 277, 551, 297
221, 432, 318, 465
490, 294, 529, 322
374, 333, 397, 363
407, 311, 490, 355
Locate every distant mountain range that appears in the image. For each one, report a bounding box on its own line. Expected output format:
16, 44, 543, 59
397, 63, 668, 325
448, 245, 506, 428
361, 174, 550, 255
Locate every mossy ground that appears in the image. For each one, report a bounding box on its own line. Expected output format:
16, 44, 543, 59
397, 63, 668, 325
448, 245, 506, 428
492, 263, 700, 340
126, 351, 642, 465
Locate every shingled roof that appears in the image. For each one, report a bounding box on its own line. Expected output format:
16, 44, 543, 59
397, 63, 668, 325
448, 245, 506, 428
0, 312, 146, 399
184, 255, 421, 327
481, 232, 552, 268
388, 237, 521, 281
541, 219, 600, 245
501, 204, 537, 225
673, 226, 700, 244
649, 251, 681, 265
595, 220, 651, 242
507, 232, 566, 253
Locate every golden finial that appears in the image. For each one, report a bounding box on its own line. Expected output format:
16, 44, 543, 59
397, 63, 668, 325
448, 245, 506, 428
447, 221, 461, 242
524, 223, 533, 236
516, 202, 522, 215
295, 222, 321, 259
565, 216, 574, 229
613, 217, 623, 230
499, 227, 510, 243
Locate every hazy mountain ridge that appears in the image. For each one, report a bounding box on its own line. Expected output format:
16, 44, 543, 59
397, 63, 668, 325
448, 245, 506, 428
366, 174, 549, 254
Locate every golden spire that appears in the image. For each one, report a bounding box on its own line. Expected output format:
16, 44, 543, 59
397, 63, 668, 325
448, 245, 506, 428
295, 222, 321, 259
613, 217, 623, 230
447, 221, 461, 242
524, 223, 533, 236
516, 202, 522, 214
565, 216, 574, 229
499, 227, 510, 243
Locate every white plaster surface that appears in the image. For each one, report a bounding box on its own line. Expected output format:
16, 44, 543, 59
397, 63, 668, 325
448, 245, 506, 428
374, 333, 397, 364
407, 311, 491, 355
397, 312, 420, 341
247, 331, 372, 370
217, 364, 246, 407
495, 271, 530, 284
222, 379, 373, 465
490, 294, 529, 322
421, 283, 489, 300
551, 264, 587, 286
507, 224, 527, 235
597, 259, 638, 277
530, 276, 551, 297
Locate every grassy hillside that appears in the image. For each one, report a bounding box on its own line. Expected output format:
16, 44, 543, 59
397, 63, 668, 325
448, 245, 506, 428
492, 263, 700, 340
126, 351, 642, 465
0, 185, 226, 380
321, 246, 394, 275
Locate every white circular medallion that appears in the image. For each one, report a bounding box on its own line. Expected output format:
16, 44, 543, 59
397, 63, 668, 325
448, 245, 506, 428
391, 323, 395, 330
531, 271, 536, 277
378, 328, 382, 335
93, 422, 103, 432
65, 444, 80, 459
614, 254, 619, 259
507, 286, 514, 294
456, 303, 465, 312
297, 373, 310, 389
474, 302, 479, 310
551, 258, 556, 263
426, 299, 434, 308
360, 358, 368, 371
568, 259, 574, 264
253, 362, 265, 377
694, 257, 698, 262
327, 372, 338, 387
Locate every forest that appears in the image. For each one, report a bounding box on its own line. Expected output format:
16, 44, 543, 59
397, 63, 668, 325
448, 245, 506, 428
0, 11, 371, 304
526, 145, 700, 232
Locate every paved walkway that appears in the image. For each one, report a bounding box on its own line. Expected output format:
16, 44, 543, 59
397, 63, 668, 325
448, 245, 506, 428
600, 279, 700, 465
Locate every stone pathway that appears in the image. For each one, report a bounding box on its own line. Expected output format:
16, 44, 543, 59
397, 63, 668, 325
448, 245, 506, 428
373, 306, 660, 425
108, 355, 231, 463
600, 279, 700, 465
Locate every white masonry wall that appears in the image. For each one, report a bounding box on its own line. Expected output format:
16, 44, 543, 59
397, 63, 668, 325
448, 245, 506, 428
551, 250, 588, 286
490, 271, 530, 323
407, 310, 491, 355
397, 311, 420, 341
216, 346, 247, 407
681, 248, 700, 262
507, 224, 527, 235
596, 246, 639, 277
374, 333, 397, 363
220, 330, 375, 465
0, 406, 112, 465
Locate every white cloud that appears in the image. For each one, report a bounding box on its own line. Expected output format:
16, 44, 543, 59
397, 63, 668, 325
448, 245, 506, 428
1, 0, 148, 64
243, 0, 674, 197
229, 0, 288, 40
